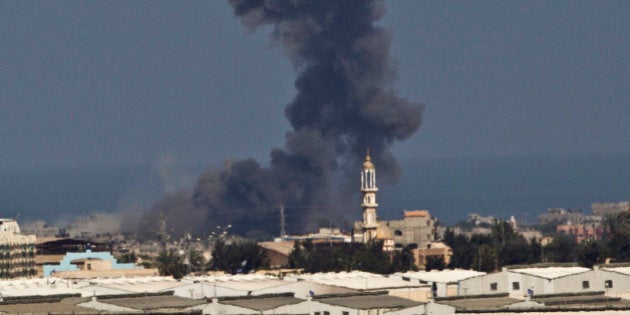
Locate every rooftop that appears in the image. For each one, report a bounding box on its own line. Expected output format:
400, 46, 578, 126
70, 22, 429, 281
394, 269, 486, 284
404, 210, 429, 217
0, 299, 93, 314
291, 271, 423, 290
316, 293, 422, 310
438, 295, 520, 311
219, 294, 305, 311
601, 266, 630, 276
510, 267, 591, 279
100, 295, 205, 310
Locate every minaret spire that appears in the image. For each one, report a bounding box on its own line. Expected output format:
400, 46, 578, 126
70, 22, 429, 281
361, 148, 378, 242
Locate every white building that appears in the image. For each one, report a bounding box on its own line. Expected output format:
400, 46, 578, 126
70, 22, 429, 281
458, 266, 602, 297
392, 269, 486, 297
595, 266, 630, 296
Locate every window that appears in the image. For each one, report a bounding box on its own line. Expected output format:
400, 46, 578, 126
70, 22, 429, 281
490, 282, 498, 291
324, 312, 330, 315
605, 280, 613, 288
512, 282, 520, 290
342, 312, 349, 315
395, 230, 402, 236
314, 312, 321, 315
582, 281, 590, 289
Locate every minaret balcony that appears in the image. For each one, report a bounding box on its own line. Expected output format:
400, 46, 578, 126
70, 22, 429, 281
361, 187, 378, 192
361, 202, 378, 208
363, 222, 379, 229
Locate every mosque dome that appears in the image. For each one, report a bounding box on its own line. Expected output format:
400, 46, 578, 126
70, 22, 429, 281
376, 223, 393, 240
362, 154, 375, 170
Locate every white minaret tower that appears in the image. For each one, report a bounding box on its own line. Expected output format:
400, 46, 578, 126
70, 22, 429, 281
361, 149, 379, 242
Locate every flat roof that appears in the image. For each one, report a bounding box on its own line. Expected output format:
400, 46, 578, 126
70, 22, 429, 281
404, 210, 429, 217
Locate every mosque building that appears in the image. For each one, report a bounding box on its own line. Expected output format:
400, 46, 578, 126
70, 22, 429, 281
352, 152, 437, 253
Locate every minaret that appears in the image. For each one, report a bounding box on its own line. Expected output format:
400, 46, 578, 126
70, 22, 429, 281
361, 149, 379, 242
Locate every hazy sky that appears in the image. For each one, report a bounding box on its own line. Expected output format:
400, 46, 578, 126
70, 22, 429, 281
2, 1, 628, 168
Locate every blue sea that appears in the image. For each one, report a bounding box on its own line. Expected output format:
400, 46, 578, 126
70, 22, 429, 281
1, 154, 628, 227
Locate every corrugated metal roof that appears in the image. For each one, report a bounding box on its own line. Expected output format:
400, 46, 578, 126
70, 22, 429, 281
101, 295, 205, 310
317, 294, 421, 310
438, 296, 520, 310
220, 295, 305, 311
0, 301, 94, 314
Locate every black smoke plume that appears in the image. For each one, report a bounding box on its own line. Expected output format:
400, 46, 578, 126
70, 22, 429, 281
139, 0, 423, 238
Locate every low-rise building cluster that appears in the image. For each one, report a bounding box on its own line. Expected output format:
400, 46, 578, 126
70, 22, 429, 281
2, 266, 630, 314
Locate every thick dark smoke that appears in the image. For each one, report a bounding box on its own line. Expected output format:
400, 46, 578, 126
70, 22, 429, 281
139, 0, 423, 238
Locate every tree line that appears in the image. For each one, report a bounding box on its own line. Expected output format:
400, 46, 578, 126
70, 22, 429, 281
444, 211, 630, 272
288, 240, 417, 274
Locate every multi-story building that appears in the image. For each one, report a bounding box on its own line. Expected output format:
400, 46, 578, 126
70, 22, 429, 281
592, 201, 630, 216
0, 219, 36, 279
353, 152, 436, 251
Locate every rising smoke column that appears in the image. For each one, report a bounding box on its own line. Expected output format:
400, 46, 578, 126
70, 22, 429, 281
140, 0, 423, 237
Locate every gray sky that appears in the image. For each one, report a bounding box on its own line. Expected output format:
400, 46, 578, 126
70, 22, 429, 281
2, 1, 628, 168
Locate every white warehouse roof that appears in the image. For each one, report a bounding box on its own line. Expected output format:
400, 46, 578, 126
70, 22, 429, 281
509, 267, 590, 280
393, 269, 486, 284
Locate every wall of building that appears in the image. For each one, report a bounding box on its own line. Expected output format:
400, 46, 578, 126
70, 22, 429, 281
599, 268, 630, 294
43, 250, 137, 277
388, 215, 435, 249
458, 271, 508, 296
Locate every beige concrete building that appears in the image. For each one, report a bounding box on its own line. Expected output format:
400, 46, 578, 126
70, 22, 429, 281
353, 153, 436, 251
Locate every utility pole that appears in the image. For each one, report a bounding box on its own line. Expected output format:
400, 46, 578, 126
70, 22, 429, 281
279, 205, 286, 241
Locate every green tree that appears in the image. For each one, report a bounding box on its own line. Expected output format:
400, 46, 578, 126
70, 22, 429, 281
606, 212, 630, 262
188, 249, 207, 273
577, 240, 607, 268
544, 234, 578, 263
117, 252, 137, 264
475, 244, 496, 272
444, 228, 475, 269
352, 241, 392, 274
211, 240, 268, 274
155, 250, 186, 279
528, 237, 542, 264
391, 245, 416, 272
288, 241, 306, 268
425, 256, 446, 271
499, 235, 531, 266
